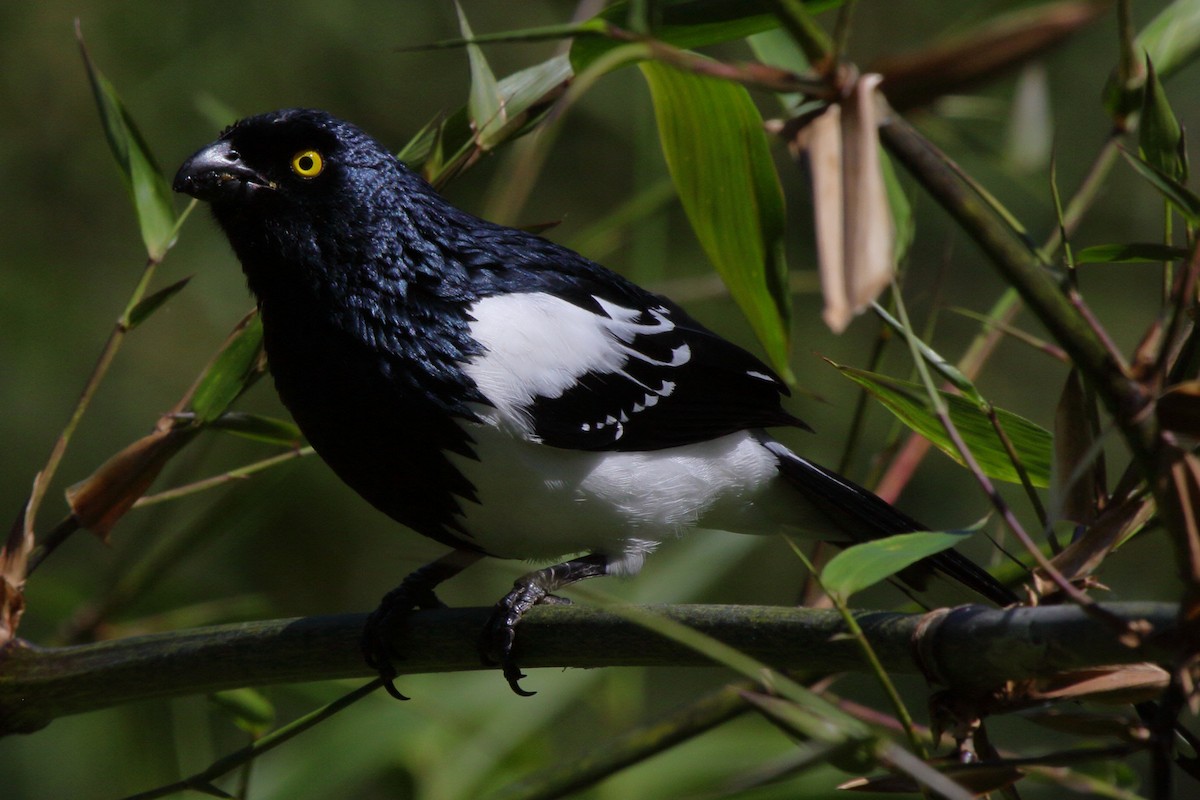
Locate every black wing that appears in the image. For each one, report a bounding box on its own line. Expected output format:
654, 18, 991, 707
460, 225, 807, 452
527, 292, 805, 451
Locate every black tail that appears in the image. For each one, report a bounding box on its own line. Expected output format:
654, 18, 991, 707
764, 440, 1019, 607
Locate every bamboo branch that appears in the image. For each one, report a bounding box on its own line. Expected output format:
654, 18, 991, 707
0, 602, 1182, 736
877, 108, 1159, 470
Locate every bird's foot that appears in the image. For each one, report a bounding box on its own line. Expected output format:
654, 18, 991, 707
480, 584, 569, 696
361, 551, 485, 700
363, 581, 447, 700
480, 554, 610, 696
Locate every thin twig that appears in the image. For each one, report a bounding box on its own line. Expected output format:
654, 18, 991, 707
119, 679, 384, 800
831, 0, 859, 62
879, 104, 1159, 486
983, 403, 1049, 529
787, 538, 927, 759
889, 283, 1135, 635
132, 447, 314, 509
487, 681, 755, 800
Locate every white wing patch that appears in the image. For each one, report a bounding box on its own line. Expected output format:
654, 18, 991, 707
462, 292, 690, 439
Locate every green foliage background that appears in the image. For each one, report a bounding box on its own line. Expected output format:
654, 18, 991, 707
0, 1, 1195, 798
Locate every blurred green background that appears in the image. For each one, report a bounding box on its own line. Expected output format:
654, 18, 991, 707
0, 1, 1193, 798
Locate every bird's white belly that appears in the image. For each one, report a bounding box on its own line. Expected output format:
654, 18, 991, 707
446, 425, 793, 573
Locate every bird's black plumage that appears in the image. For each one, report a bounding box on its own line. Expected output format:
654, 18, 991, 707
175, 108, 1017, 694
175, 109, 805, 538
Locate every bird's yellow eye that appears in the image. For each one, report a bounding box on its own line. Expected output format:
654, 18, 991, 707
290, 149, 324, 179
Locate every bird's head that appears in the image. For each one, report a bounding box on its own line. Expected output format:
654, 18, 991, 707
174, 108, 396, 213
174, 108, 438, 296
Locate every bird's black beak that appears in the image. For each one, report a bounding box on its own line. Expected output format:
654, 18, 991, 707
173, 139, 274, 201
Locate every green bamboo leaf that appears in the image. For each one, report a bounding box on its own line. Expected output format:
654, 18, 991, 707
835, 365, 1053, 487
747, 27, 811, 112
571, 0, 843, 73
1121, 148, 1200, 225
871, 305, 976, 398
487, 54, 572, 141
641, 61, 792, 380
77, 27, 178, 261
1105, 0, 1200, 115
396, 112, 445, 169
209, 412, 304, 447
1076, 243, 1190, 264
748, 26, 810, 74
1140, 56, 1186, 182
125, 276, 191, 330
1136, 0, 1200, 83
821, 529, 981, 602
426, 55, 572, 185
210, 688, 275, 736
456, 2, 506, 150
402, 20, 602, 51
190, 313, 265, 423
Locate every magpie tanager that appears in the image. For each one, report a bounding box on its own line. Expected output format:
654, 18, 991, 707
174, 108, 1017, 697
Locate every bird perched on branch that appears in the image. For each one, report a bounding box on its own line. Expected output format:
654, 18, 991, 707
175, 108, 1016, 697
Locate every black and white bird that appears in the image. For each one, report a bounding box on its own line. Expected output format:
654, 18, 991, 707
174, 108, 1017, 696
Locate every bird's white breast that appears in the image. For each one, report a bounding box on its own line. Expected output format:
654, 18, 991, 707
446, 425, 794, 574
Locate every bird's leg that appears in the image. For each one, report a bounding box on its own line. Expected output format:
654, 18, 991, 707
363, 549, 484, 700
482, 553, 611, 696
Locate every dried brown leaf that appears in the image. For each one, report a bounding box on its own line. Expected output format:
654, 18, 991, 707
1035, 485, 1153, 591
0, 497, 36, 646
840, 761, 1023, 795
65, 426, 196, 541
870, 1, 1107, 111
1164, 451, 1200, 619
1185, 653, 1200, 716
0, 577, 25, 649
1029, 663, 1169, 705
804, 104, 848, 331
794, 76, 894, 334
841, 74, 894, 324
1022, 708, 1149, 741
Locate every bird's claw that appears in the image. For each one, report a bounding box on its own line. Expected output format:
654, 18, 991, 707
481, 585, 571, 696
362, 582, 446, 701
377, 668, 409, 702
